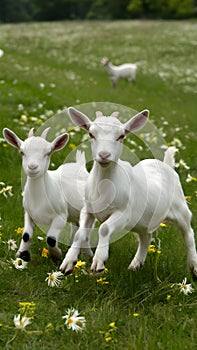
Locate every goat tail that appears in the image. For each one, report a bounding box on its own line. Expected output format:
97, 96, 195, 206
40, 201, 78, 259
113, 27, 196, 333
75, 150, 86, 165
163, 146, 178, 168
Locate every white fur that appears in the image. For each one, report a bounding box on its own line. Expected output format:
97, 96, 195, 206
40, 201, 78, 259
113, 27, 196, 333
101, 57, 138, 87
60, 108, 197, 278
3, 127, 89, 262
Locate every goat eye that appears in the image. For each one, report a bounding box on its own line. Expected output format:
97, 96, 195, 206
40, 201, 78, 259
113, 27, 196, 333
116, 134, 125, 142
89, 132, 95, 139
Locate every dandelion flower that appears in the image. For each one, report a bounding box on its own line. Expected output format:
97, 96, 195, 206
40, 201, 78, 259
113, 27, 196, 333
133, 313, 139, 317
62, 308, 86, 332
42, 248, 49, 258
14, 314, 31, 330
178, 277, 194, 295
45, 271, 63, 287
148, 244, 156, 253
74, 260, 86, 269
15, 227, 24, 235
105, 336, 112, 342
109, 322, 116, 328
12, 258, 28, 270
160, 222, 167, 228
97, 277, 109, 285
7, 239, 17, 251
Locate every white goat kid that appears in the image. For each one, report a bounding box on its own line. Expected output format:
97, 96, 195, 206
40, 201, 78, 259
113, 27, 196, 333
60, 107, 197, 278
101, 57, 138, 88
3, 127, 89, 262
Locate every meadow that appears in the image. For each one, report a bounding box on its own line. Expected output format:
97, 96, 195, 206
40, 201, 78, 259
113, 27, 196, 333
0, 20, 197, 349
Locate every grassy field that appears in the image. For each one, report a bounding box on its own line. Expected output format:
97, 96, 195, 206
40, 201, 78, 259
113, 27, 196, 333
0, 20, 197, 349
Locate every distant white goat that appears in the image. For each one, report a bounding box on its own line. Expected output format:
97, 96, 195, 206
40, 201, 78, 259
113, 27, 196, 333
3, 127, 89, 263
101, 57, 138, 87
60, 107, 197, 278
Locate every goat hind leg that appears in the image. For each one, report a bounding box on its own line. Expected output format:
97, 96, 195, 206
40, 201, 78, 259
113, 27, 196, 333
47, 215, 68, 261
128, 232, 152, 270
175, 205, 197, 278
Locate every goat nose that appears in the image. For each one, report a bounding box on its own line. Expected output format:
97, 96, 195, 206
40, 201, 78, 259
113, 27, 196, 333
28, 163, 38, 170
99, 151, 111, 160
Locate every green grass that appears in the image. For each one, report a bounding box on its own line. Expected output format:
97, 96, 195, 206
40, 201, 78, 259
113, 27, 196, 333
0, 20, 197, 349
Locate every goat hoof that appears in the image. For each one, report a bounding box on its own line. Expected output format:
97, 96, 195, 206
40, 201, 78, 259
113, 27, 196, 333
64, 268, 74, 276
60, 260, 77, 275
19, 251, 31, 262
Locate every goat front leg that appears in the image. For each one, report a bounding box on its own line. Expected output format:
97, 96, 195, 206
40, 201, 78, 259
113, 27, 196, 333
91, 210, 125, 274
47, 215, 68, 261
16, 210, 35, 261
60, 207, 95, 275
128, 232, 152, 270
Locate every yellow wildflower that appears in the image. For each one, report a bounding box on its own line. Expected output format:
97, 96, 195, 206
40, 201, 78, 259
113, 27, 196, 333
15, 227, 24, 234
20, 115, 27, 122
148, 244, 156, 253
74, 260, 86, 269
97, 277, 109, 285
105, 337, 112, 342
109, 322, 116, 328
42, 248, 49, 258
185, 196, 192, 203
160, 222, 167, 228
69, 143, 76, 150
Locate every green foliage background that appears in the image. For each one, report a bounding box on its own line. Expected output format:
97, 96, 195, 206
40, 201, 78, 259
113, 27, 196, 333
0, 0, 196, 22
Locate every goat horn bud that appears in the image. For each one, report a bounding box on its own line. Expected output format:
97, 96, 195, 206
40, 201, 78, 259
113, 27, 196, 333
41, 127, 51, 139
28, 128, 34, 138
96, 111, 103, 118
111, 111, 119, 119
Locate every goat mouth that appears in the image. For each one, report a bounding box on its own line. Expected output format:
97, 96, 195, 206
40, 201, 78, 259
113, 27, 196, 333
97, 159, 111, 166
28, 170, 40, 177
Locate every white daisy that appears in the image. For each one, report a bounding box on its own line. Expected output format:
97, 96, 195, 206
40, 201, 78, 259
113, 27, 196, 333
14, 314, 31, 330
186, 174, 197, 183
7, 239, 17, 251
12, 257, 28, 270
178, 277, 194, 295
45, 271, 63, 287
62, 308, 86, 332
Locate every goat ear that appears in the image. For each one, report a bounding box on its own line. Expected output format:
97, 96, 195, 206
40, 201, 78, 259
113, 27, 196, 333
124, 110, 149, 135
50, 133, 69, 154
3, 128, 23, 149
68, 107, 92, 131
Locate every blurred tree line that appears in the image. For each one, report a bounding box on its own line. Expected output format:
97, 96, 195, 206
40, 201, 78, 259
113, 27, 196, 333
0, 0, 196, 23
